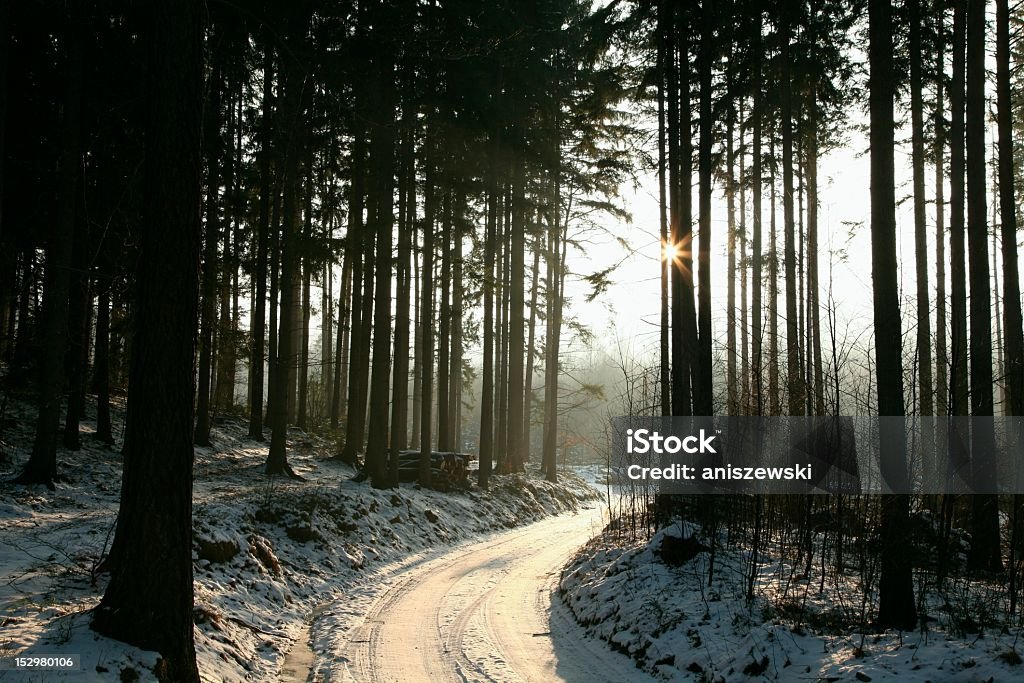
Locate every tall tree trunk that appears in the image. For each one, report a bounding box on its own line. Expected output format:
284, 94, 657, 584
751, 16, 763, 416
657, 4, 670, 416
449, 194, 466, 451
739, 100, 749, 413
248, 37, 273, 440
266, 186, 281, 424
935, 1, 948, 421
390, 104, 414, 482
18, 13, 82, 486
506, 155, 527, 472
496, 188, 510, 470
996, 0, 1024, 607
419, 144, 437, 486
437, 191, 452, 452
807, 101, 824, 416
297, 161, 313, 431
266, 10, 308, 479
965, 0, 1001, 573
667, 3, 691, 417
997, 0, 1022, 417
332, 250, 351, 429
522, 234, 540, 459
323, 257, 334, 418
869, 0, 916, 630
950, 0, 969, 420
365, 37, 396, 489
479, 135, 498, 487
195, 30, 221, 447
411, 232, 422, 446
63, 200, 89, 450
542, 168, 563, 483
90, 2, 203, 677
195, 25, 223, 447
94, 278, 114, 445
726, 97, 738, 416
781, 7, 803, 417
768, 140, 780, 416
338, 116, 370, 464
694, 0, 713, 417
910, 0, 934, 423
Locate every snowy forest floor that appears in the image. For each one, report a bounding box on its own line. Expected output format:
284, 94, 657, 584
560, 520, 1024, 682
0, 394, 600, 682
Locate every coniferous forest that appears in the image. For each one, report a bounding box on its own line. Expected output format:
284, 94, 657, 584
4, 0, 1024, 681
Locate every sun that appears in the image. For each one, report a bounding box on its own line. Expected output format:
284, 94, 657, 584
661, 237, 691, 266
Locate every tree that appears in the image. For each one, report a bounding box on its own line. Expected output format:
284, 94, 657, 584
90, 1, 204, 678
869, 0, 916, 630
248, 32, 273, 440
15, 7, 82, 487
965, 0, 1001, 573
266, 4, 309, 479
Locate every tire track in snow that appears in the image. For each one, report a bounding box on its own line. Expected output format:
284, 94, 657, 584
325, 505, 655, 683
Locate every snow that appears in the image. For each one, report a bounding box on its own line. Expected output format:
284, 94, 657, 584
0, 396, 599, 682
559, 518, 1024, 682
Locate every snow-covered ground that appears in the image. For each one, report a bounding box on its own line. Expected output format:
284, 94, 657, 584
0, 396, 599, 682
560, 521, 1024, 682
306, 500, 648, 683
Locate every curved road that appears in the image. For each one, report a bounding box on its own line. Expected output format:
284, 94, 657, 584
317, 505, 653, 683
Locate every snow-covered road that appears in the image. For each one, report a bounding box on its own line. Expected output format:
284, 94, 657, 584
318, 503, 652, 683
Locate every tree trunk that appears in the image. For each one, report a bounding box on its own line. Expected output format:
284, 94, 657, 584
437, 190, 452, 452
522, 233, 540, 459
479, 134, 498, 487
768, 139, 780, 416
449, 193, 466, 451
266, 9, 308, 479
90, 2, 203, 677
18, 13, 82, 487
997, 0, 1022, 418
934, 0, 948, 422
751, 16, 763, 416
726, 95, 738, 416
657, 5, 670, 416
62, 202, 89, 450
807, 104, 824, 416
195, 27, 222, 447
965, 0, 1001, 573
332, 249, 351, 429
910, 0, 934, 423
506, 155, 527, 472
694, 0, 713, 417
869, 0, 916, 630
950, 0, 969, 420
248, 37, 272, 440
366, 36, 396, 489
390, 99, 414, 481
93, 278, 114, 445
338, 113, 370, 464
419, 144, 437, 487
781, 7, 803, 418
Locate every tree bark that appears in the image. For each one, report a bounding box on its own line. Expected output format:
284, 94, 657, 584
18, 12, 82, 487
965, 0, 1001, 573
869, 0, 916, 630
90, 2, 203, 677
248, 37, 273, 440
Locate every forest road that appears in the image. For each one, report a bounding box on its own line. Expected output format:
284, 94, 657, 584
331, 502, 653, 683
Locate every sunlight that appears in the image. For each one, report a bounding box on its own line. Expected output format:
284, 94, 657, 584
661, 236, 693, 276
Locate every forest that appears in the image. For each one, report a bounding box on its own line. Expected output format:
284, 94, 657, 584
3, 0, 1024, 680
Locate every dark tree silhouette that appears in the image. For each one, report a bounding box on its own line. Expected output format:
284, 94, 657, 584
90, 1, 204, 678
868, 0, 916, 631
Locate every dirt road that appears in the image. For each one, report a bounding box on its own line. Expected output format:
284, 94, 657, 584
316, 504, 652, 683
